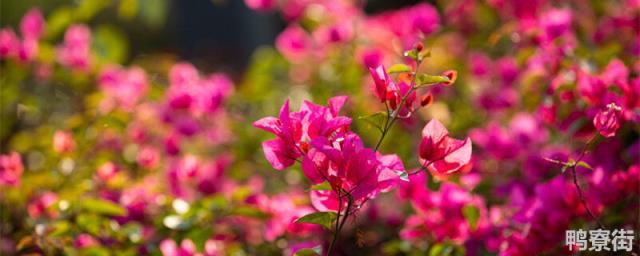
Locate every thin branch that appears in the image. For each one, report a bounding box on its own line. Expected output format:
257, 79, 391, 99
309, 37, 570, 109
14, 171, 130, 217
571, 166, 605, 229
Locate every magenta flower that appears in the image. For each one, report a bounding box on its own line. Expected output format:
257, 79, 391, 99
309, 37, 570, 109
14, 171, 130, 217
98, 65, 149, 111
254, 96, 351, 170
540, 8, 572, 40
302, 132, 404, 211
593, 103, 622, 138
137, 146, 160, 169
160, 239, 197, 256
276, 25, 311, 63
0, 29, 18, 59
74, 234, 99, 248
19, 8, 44, 40
17, 37, 38, 62
27, 192, 58, 219
0, 152, 23, 186
419, 119, 472, 174
57, 24, 91, 70
258, 193, 318, 241
369, 65, 391, 103
244, 0, 276, 12
368, 65, 417, 115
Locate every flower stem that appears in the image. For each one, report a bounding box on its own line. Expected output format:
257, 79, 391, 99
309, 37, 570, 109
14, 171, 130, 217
374, 58, 422, 151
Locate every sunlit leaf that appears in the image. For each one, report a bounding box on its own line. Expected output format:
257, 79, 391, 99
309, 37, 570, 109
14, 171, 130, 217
294, 245, 323, 256
81, 198, 127, 216
387, 64, 412, 74
295, 212, 337, 230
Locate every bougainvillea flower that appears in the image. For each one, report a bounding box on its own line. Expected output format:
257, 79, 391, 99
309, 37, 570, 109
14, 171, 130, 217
98, 65, 149, 111
17, 37, 38, 62
57, 24, 92, 70
302, 132, 404, 211
419, 119, 472, 174
160, 239, 197, 256
593, 103, 622, 138
20, 8, 44, 39
53, 130, 75, 153
0, 28, 18, 58
369, 65, 391, 102
0, 152, 23, 186
254, 96, 351, 170
27, 192, 58, 219
276, 25, 311, 63
244, 0, 276, 12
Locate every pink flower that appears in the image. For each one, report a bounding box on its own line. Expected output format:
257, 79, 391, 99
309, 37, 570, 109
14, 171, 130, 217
276, 25, 311, 63
27, 192, 58, 219
57, 24, 91, 70
302, 132, 404, 211
593, 103, 622, 138
74, 234, 98, 248
0, 28, 18, 58
540, 9, 572, 40
419, 119, 472, 174
96, 162, 119, 181
17, 37, 38, 62
244, 0, 276, 11
137, 146, 160, 169
0, 152, 23, 186
254, 96, 351, 170
259, 193, 317, 241
53, 130, 75, 153
19, 8, 44, 39
160, 239, 198, 256
98, 65, 149, 111
369, 65, 391, 103
368, 65, 417, 115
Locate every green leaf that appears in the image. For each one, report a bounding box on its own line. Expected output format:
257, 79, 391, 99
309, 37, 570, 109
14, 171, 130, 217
404, 49, 419, 60
462, 205, 479, 231
295, 212, 337, 230
387, 64, 412, 74
415, 74, 450, 88
82, 198, 127, 216
576, 161, 593, 170
231, 206, 270, 219
310, 181, 332, 191
92, 25, 129, 64
294, 245, 323, 256
357, 111, 386, 132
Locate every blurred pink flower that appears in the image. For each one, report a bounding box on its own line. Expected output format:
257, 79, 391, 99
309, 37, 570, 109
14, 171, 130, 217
0, 29, 18, 58
57, 24, 91, 70
98, 65, 149, 111
53, 130, 75, 153
74, 233, 99, 248
96, 162, 119, 181
160, 239, 197, 256
19, 8, 45, 39
137, 146, 160, 169
0, 152, 23, 186
27, 192, 58, 219
276, 25, 311, 63
244, 0, 276, 11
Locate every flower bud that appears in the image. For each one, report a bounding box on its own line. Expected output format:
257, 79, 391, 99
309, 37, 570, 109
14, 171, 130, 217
420, 93, 433, 108
442, 70, 458, 86
593, 103, 622, 138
